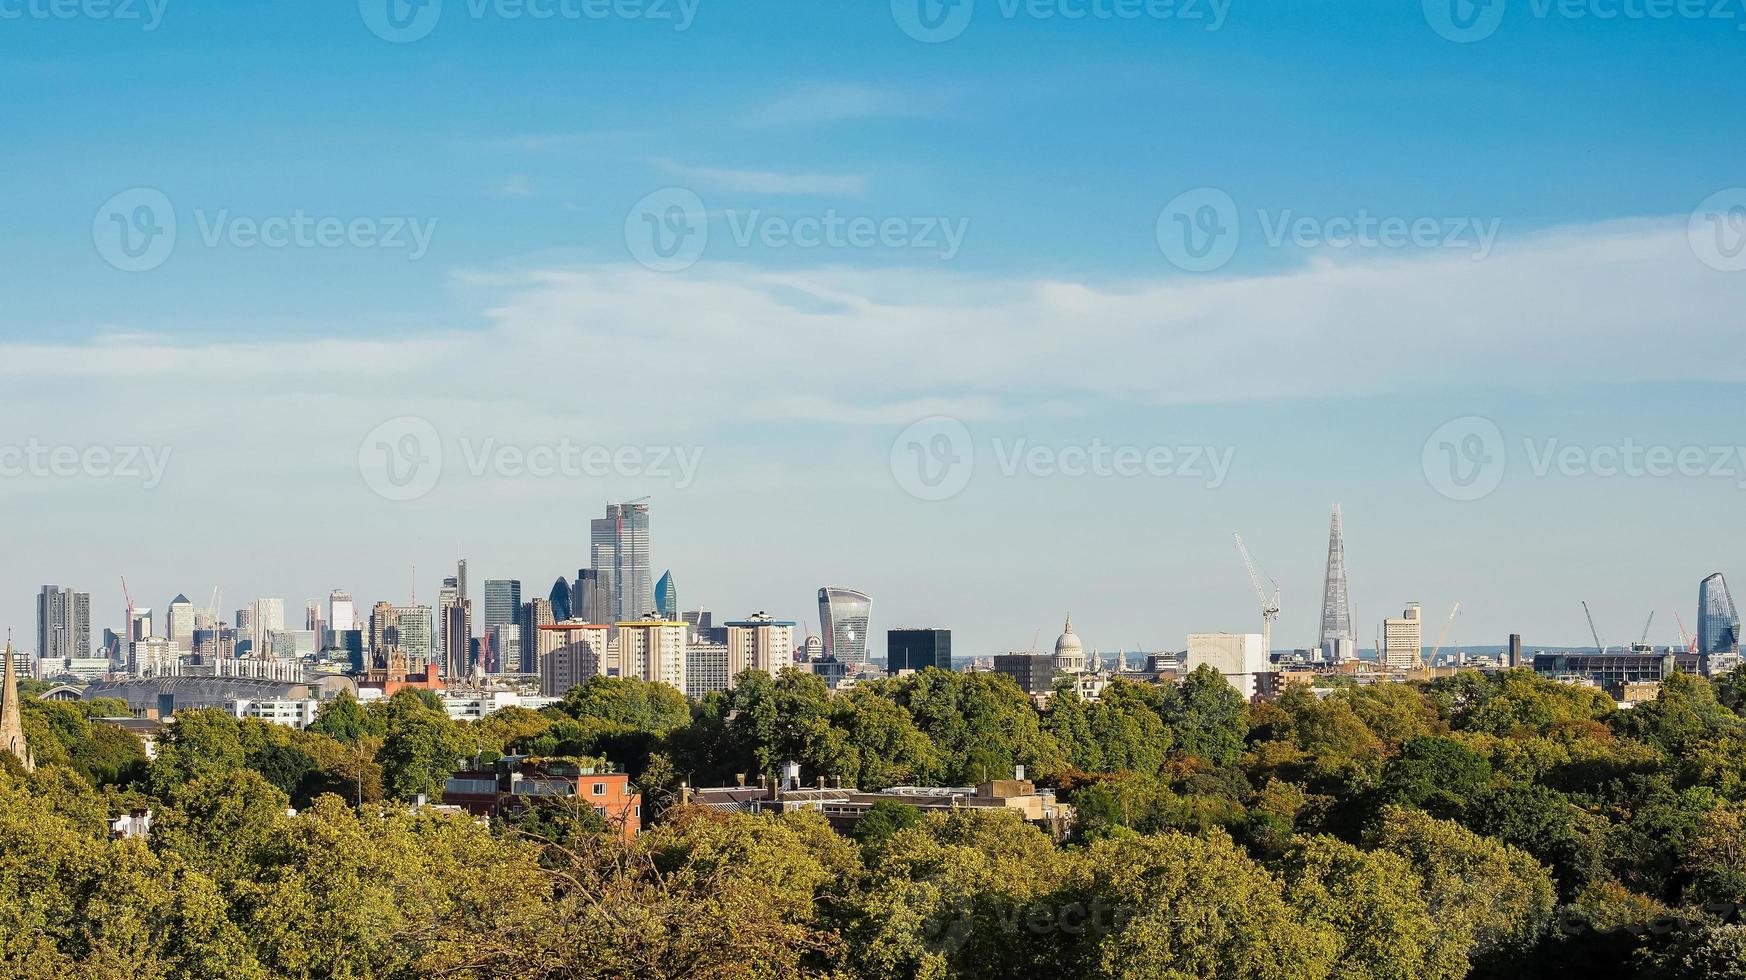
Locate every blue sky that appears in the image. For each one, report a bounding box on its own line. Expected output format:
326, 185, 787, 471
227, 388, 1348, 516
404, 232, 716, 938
2, 0, 1745, 658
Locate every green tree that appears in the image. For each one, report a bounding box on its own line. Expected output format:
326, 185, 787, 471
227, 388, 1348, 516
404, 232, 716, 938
378, 691, 472, 802
1281, 834, 1467, 980
1159, 664, 1249, 767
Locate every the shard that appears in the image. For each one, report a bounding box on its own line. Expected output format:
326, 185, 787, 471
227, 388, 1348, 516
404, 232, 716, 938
1317, 505, 1357, 663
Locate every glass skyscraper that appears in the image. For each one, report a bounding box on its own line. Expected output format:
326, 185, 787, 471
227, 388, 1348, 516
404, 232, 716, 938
655, 571, 677, 620
1699, 573, 1741, 654
591, 501, 652, 622
888, 628, 952, 672
549, 577, 573, 623
818, 587, 872, 666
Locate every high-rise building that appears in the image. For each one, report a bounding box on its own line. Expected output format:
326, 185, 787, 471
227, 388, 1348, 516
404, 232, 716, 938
483, 580, 522, 633
576, 569, 602, 623
655, 570, 677, 620
1383, 603, 1423, 670
591, 501, 652, 621
392, 606, 435, 669
166, 594, 195, 653
818, 587, 872, 666
617, 615, 687, 690
685, 640, 731, 698
443, 600, 474, 681
520, 598, 557, 675
1508, 633, 1524, 669
549, 577, 574, 623
539, 621, 611, 697
1699, 573, 1741, 655
1052, 616, 1086, 673
1317, 505, 1357, 663
888, 628, 953, 673
249, 598, 285, 658
1186, 633, 1269, 699
329, 591, 357, 635
35, 586, 91, 661
725, 612, 796, 684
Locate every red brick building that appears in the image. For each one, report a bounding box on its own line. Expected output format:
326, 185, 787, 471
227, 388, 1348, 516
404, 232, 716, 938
443, 756, 641, 841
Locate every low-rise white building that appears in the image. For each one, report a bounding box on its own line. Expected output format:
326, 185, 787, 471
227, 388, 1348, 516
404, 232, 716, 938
230, 698, 321, 729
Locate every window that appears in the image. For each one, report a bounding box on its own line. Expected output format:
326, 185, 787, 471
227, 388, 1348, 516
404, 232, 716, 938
592, 782, 606, 796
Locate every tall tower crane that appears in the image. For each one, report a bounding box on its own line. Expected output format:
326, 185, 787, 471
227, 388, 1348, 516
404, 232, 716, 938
1233, 534, 1280, 654
1639, 611, 1655, 649
1582, 601, 1606, 654
120, 576, 136, 670
1430, 601, 1463, 664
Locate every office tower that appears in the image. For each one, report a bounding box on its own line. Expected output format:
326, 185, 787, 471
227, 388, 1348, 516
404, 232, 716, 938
329, 590, 357, 634
394, 606, 435, 668
521, 598, 557, 676
682, 608, 714, 642
0, 639, 32, 772
335, 629, 366, 672
1699, 573, 1741, 655
36, 586, 91, 661
725, 612, 796, 684
818, 587, 872, 666
1053, 616, 1086, 674
1317, 505, 1357, 663
165, 594, 194, 653
1383, 603, 1423, 670
1508, 633, 1523, 669
369, 601, 399, 657
655, 571, 677, 620
889, 628, 953, 673
539, 621, 610, 697
249, 598, 285, 658
617, 615, 686, 689
456, 559, 469, 612
549, 576, 574, 623
992, 654, 1057, 696
484, 624, 519, 674
305, 599, 326, 646
483, 579, 522, 633
574, 569, 601, 623
131, 608, 154, 660
439, 576, 460, 656
1186, 633, 1270, 699
591, 501, 651, 621
443, 601, 473, 680
685, 640, 730, 698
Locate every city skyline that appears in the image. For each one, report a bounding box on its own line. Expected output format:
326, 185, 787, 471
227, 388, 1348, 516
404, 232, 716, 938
13, 512, 1745, 663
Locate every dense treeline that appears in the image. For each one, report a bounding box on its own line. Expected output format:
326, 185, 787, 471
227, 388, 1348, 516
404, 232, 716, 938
5, 664, 1746, 978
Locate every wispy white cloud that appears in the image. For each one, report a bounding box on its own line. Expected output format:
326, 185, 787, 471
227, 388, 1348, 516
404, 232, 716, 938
487, 175, 535, 198
746, 82, 950, 128
653, 158, 869, 197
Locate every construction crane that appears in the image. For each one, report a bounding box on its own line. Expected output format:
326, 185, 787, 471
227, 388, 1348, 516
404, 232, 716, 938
1676, 612, 1699, 655
1582, 601, 1606, 654
120, 576, 137, 668
1233, 534, 1280, 654
1639, 612, 1655, 649
1430, 601, 1463, 664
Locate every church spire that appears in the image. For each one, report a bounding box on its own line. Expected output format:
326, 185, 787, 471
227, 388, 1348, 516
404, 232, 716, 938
0, 636, 33, 772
